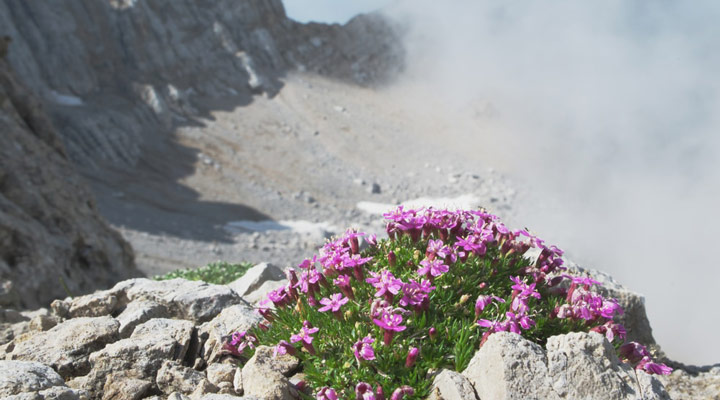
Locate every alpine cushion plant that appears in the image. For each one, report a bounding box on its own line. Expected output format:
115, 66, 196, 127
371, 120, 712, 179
224, 206, 671, 399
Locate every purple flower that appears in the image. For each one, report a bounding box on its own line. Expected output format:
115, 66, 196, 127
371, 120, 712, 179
399, 279, 435, 309
318, 293, 349, 313
428, 327, 438, 340
590, 321, 626, 343
426, 239, 451, 260
366, 270, 404, 300
353, 335, 376, 362
619, 342, 651, 365
417, 258, 449, 278
317, 387, 339, 400
405, 347, 420, 368
356, 382, 376, 400
390, 386, 414, 400
475, 294, 505, 318
373, 311, 407, 345
291, 320, 319, 355
637, 357, 673, 375
224, 331, 257, 356
274, 340, 296, 357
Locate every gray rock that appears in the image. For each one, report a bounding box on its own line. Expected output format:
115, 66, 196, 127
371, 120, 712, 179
0, 58, 140, 310
6, 317, 119, 379
241, 347, 297, 400
115, 299, 168, 338
0, 360, 65, 397
64, 292, 119, 318
28, 314, 60, 332
156, 360, 208, 395
101, 373, 152, 400
83, 318, 194, 396
117, 279, 243, 323
369, 182, 382, 194
241, 280, 288, 305
206, 363, 236, 393
462, 331, 670, 400
227, 263, 284, 297
233, 367, 243, 395
463, 332, 556, 400
428, 369, 477, 400
198, 304, 261, 364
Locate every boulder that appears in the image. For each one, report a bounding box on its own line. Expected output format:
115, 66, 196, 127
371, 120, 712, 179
156, 360, 209, 395
428, 369, 477, 400
227, 263, 285, 297
0, 360, 65, 397
115, 299, 168, 338
101, 373, 152, 400
241, 346, 298, 400
198, 304, 262, 364
462, 331, 670, 400
205, 363, 236, 394
5, 316, 119, 378
242, 280, 288, 305
82, 318, 194, 396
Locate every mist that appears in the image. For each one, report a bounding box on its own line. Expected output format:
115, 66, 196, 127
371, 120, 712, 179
383, 1, 720, 365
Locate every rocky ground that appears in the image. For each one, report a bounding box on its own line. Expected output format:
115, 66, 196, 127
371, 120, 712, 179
89, 72, 518, 277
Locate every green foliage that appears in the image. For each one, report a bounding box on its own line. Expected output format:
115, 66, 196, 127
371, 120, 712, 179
153, 261, 252, 285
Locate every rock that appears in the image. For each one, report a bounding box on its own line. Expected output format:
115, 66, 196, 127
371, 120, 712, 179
65, 292, 119, 318
117, 279, 243, 323
6, 316, 119, 379
242, 280, 288, 305
241, 347, 298, 400
198, 304, 262, 364
462, 331, 670, 400
545, 332, 637, 399
463, 332, 555, 400
188, 379, 219, 399
83, 318, 194, 396
242, 346, 299, 377
428, 369, 477, 400
227, 263, 285, 297
28, 314, 60, 332
206, 363, 236, 393
0, 56, 140, 310
196, 395, 247, 400
232, 368, 243, 395
0, 360, 65, 397
101, 373, 152, 400
115, 299, 168, 338
156, 360, 208, 395
369, 182, 382, 194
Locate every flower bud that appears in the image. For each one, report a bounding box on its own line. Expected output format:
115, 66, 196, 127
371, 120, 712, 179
429, 327, 438, 341
387, 251, 396, 267
405, 347, 419, 368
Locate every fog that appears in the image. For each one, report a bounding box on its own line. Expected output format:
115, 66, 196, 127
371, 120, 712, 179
383, 1, 720, 365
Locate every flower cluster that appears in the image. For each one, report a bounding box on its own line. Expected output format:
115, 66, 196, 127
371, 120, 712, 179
226, 207, 670, 399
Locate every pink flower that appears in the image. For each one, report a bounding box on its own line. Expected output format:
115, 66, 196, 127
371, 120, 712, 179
373, 311, 406, 345
417, 258, 449, 278
426, 239, 451, 260
318, 293, 349, 313
356, 382, 376, 400
317, 387, 339, 400
224, 331, 256, 356
353, 335, 376, 362
366, 270, 403, 300
399, 279, 435, 308
475, 294, 505, 318
274, 340, 296, 357
291, 321, 319, 355
637, 357, 673, 375
390, 386, 414, 400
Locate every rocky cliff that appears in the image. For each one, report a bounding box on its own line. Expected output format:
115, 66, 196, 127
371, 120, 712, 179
0, 0, 403, 169
0, 55, 140, 309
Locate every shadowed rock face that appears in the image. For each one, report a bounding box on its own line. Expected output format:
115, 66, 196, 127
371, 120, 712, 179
0, 58, 140, 309
0, 0, 404, 169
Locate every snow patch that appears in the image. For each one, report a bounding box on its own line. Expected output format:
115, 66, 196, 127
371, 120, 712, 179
48, 90, 84, 106
224, 219, 336, 234
357, 194, 481, 215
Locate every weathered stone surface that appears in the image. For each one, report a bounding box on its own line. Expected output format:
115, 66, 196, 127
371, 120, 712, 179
428, 369, 477, 400
156, 360, 207, 395
6, 317, 119, 378
462, 331, 670, 400
0, 360, 65, 397
28, 314, 60, 332
463, 332, 555, 400
83, 318, 194, 396
65, 292, 119, 318
196, 395, 247, 400
232, 368, 243, 395
241, 346, 298, 400
101, 373, 152, 400
659, 367, 720, 400
546, 332, 636, 399
242, 280, 288, 306
198, 304, 261, 364
0, 57, 140, 310
115, 299, 168, 338
115, 279, 243, 323
228, 263, 284, 297
206, 363, 236, 393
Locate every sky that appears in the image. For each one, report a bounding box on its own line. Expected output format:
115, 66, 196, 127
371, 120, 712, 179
281, 0, 720, 366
